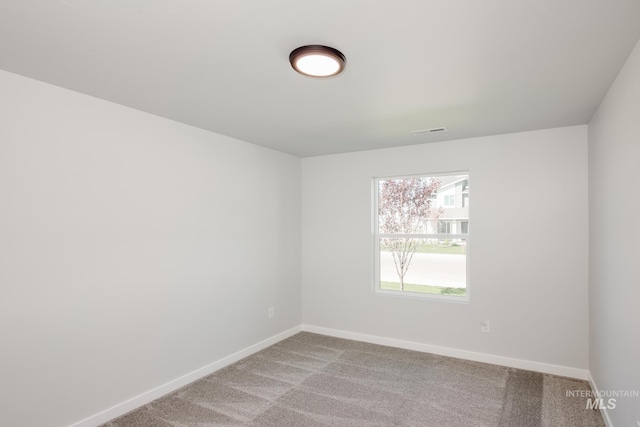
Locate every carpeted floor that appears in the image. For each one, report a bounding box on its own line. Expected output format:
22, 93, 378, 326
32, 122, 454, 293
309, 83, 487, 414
101, 332, 605, 426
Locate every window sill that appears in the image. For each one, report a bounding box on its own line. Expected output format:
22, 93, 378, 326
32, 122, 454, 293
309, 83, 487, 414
374, 288, 470, 303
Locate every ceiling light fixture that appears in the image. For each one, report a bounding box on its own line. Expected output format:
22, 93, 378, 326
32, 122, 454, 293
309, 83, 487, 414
289, 45, 346, 78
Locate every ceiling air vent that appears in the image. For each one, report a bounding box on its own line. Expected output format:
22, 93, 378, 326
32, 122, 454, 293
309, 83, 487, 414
410, 127, 448, 136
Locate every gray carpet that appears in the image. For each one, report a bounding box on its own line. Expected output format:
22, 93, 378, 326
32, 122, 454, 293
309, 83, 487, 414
101, 332, 605, 426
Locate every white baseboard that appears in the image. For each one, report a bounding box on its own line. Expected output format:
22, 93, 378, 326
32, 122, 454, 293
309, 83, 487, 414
588, 372, 614, 427
301, 324, 588, 380
69, 325, 302, 427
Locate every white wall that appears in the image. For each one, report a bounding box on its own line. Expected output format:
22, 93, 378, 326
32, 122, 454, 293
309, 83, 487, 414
0, 70, 301, 427
302, 126, 589, 370
588, 39, 640, 426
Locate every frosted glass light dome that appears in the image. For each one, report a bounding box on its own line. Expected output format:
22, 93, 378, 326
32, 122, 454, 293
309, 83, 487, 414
290, 45, 346, 78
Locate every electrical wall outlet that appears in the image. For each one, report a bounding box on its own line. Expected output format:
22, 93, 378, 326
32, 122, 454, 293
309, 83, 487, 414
481, 321, 490, 333
268, 307, 274, 319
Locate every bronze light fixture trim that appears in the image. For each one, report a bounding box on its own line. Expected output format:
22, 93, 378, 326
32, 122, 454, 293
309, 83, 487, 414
289, 45, 346, 77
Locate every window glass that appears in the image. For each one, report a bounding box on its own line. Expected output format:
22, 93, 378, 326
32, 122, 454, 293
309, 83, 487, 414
375, 173, 469, 299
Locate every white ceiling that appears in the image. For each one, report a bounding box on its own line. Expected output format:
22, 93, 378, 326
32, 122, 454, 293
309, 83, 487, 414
1, 1, 639, 157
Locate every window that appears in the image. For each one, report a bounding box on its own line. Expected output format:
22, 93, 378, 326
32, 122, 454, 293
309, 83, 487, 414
374, 173, 469, 299
438, 221, 451, 234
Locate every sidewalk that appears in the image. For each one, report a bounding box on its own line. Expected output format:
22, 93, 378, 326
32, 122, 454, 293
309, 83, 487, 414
380, 252, 466, 288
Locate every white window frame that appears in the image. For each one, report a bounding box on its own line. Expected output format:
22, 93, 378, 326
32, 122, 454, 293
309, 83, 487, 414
373, 171, 470, 302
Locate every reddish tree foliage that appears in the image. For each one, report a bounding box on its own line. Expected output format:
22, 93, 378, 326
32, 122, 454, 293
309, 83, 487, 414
378, 177, 442, 289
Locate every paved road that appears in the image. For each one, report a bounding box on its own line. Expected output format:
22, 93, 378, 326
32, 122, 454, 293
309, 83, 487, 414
380, 252, 466, 288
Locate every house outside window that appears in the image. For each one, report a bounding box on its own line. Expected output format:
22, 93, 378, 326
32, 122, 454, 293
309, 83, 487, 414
374, 172, 469, 300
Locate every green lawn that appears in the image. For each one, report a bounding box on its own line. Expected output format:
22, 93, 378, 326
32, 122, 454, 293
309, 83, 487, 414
414, 243, 465, 255
381, 281, 466, 296
380, 243, 465, 255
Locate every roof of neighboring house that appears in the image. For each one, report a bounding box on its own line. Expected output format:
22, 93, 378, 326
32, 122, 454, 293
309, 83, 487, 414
437, 176, 468, 192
